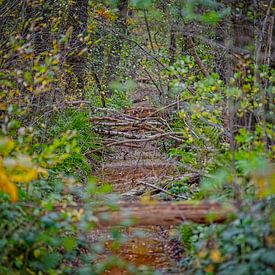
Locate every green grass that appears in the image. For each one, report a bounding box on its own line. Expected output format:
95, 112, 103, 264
47, 109, 102, 182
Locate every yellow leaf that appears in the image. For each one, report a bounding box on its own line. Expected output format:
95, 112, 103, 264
210, 249, 222, 263
265, 235, 275, 247
0, 138, 14, 156
140, 192, 156, 205
0, 103, 6, 111
37, 167, 49, 178
253, 169, 275, 199
198, 249, 207, 258
33, 249, 41, 258
9, 168, 38, 183
0, 168, 18, 202
3, 155, 39, 183
96, 8, 116, 20
211, 86, 217, 91
205, 264, 214, 273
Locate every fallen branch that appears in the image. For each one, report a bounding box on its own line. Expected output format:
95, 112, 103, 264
138, 181, 188, 199
92, 121, 163, 128
93, 129, 184, 141
95, 201, 236, 226
87, 131, 185, 153
187, 36, 210, 78
93, 129, 145, 139
90, 117, 125, 123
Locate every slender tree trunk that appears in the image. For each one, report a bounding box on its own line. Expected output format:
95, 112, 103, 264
106, 0, 128, 85
224, 17, 242, 205
169, 21, 177, 66
253, 0, 274, 154
66, 0, 88, 99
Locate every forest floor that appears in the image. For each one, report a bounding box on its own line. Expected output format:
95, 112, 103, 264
90, 82, 185, 274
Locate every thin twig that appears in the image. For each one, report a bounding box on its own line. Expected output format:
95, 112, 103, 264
138, 181, 188, 199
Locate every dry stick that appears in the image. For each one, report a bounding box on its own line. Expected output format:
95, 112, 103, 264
93, 121, 163, 127
143, 100, 180, 118
142, 124, 165, 133
142, 65, 164, 96
64, 100, 92, 106
265, 15, 274, 67
144, 9, 166, 96
93, 129, 145, 139
94, 17, 169, 71
93, 130, 183, 140
91, 117, 167, 133
136, 141, 147, 167
130, 141, 148, 187
138, 181, 188, 200
88, 132, 185, 153
66, 102, 166, 124
143, 9, 165, 96
187, 36, 210, 78
143, 9, 155, 52
121, 143, 143, 148
90, 117, 126, 123
181, 31, 251, 56
63, 101, 137, 119
66, 98, 176, 122
121, 173, 201, 198
117, 31, 168, 70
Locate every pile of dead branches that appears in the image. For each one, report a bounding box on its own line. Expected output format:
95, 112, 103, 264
90, 105, 185, 149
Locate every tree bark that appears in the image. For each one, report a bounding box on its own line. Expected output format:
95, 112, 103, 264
95, 201, 236, 227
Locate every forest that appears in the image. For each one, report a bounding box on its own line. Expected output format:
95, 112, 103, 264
0, 0, 274, 274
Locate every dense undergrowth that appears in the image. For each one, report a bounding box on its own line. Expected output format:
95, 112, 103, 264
0, 0, 274, 274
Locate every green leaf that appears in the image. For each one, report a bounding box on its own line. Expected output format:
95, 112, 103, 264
41, 252, 61, 269
96, 183, 112, 194
201, 169, 229, 193
130, 0, 153, 9
201, 11, 220, 24
260, 250, 275, 265
63, 237, 77, 251
24, 71, 32, 82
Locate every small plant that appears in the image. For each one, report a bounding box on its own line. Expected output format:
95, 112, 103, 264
180, 198, 275, 275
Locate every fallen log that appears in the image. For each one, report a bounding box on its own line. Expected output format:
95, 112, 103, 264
95, 201, 236, 227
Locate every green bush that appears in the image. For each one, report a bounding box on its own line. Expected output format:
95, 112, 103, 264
180, 199, 275, 275
47, 110, 102, 182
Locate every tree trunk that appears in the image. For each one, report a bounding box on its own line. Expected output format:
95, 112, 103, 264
106, 0, 128, 85
66, 0, 88, 99
169, 21, 177, 66
95, 201, 236, 227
